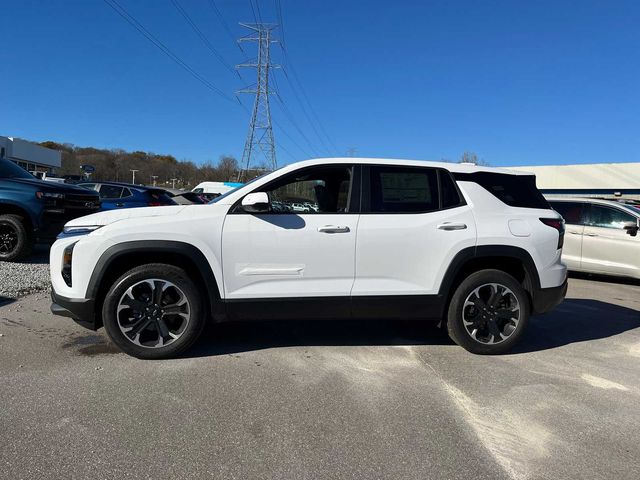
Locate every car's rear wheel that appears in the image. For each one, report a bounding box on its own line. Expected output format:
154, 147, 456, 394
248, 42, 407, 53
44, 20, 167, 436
0, 214, 32, 262
102, 264, 206, 359
447, 269, 529, 354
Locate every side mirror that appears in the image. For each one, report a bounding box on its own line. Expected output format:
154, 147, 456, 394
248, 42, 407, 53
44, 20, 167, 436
623, 221, 639, 237
241, 192, 271, 213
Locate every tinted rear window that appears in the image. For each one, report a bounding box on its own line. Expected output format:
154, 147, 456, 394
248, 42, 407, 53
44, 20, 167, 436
549, 201, 586, 225
454, 172, 549, 209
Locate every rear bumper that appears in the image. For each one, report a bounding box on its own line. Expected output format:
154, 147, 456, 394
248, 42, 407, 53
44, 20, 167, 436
50, 289, 98, 330
531, 279, 568, 315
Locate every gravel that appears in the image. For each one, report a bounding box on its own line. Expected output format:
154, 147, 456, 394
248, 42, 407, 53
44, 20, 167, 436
0, 245, 50, 300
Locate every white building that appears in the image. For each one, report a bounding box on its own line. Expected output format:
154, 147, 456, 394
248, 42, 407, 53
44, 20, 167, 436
506, 162, 640, 200
0, 136, 62, 174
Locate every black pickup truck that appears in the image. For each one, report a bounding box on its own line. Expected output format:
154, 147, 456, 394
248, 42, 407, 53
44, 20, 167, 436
0, 158, 100, 261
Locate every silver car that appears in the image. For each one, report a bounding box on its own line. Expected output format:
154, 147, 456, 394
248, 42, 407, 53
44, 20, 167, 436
548, 197, 640, 279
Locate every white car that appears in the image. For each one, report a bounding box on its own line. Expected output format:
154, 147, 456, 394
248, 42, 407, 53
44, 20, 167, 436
50, 158, 567, 358
548, 197, 640, 279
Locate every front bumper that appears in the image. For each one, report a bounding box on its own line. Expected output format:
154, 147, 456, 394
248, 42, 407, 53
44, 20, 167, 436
531, 279, 568, 315
50, 289, 98, 331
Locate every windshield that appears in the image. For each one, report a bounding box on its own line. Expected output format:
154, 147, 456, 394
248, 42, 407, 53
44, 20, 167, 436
0, 160, 35, 179
620, 203, 640, 216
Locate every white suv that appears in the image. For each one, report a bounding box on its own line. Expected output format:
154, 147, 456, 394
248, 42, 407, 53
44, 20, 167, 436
548, 197, 640, 279
50, 158, 567, 358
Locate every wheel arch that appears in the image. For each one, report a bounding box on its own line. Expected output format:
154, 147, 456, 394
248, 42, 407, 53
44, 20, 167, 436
0, 202, 36, 230
88, 241, 223, 328
439, 245, 541, 311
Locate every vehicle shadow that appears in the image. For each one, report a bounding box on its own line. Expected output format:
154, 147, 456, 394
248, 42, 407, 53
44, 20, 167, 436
184, 319, 454, 358
511, 298, 640, 354
184, 299, 639, 358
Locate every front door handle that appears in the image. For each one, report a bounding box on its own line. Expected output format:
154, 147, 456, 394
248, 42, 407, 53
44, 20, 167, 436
437, 222, 467, 231
585, 233, 598, 237
318, 225, 350, 233
115, 203, 125, 208
568, 231, 581, 235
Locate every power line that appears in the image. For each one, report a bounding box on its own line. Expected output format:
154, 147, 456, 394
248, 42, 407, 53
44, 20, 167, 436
102, 0, 235, 103
275, 0, 338, 155
170, 0, 239, 78
248, 0, 260, 24
253, 0, 265, 24
280, 67, 332, 156
272, 74, 320, 157
207, 0, 247, 56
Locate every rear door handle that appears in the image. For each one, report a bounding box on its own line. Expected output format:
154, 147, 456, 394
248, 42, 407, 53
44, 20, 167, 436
585, 233, 598, 237
318, 225, 350, 233
437, 222, 467, 231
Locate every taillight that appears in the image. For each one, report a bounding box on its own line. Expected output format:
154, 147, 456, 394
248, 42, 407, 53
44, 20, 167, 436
540, 218, 565, 249
148, 201, 162, 207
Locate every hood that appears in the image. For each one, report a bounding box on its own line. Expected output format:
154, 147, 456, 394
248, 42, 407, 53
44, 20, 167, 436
65, 205, 187, 228
7, 176, 95, 193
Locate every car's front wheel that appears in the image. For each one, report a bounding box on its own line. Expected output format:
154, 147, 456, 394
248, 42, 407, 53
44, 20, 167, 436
447, 269, 530, 354
102, 264, 206, 359
0, 214, 32, 262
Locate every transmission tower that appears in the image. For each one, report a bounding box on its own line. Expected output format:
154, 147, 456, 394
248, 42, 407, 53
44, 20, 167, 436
237, 23, 280, 182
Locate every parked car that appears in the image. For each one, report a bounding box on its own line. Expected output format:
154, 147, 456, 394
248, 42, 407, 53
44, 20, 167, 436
30, 171, 66, 184
548, 197, 640, 279
0, 158, 100, 261
50, 158, 567, 358
78, 182, 176, 210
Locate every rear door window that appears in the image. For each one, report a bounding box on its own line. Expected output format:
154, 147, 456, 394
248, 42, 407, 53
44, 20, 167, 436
368, 166, 439, 213
550, 201, 586, 225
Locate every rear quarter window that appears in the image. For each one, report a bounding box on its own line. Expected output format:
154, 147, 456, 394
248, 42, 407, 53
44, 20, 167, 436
454, 172, 549, 209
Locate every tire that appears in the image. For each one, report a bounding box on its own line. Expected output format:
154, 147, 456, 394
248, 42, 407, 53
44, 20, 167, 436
447, 269, 530, 355
0, 214, 32, 262
102, 263, 206, 359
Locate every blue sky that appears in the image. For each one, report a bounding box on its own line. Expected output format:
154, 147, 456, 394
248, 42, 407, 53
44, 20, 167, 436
1, 0, 639, 167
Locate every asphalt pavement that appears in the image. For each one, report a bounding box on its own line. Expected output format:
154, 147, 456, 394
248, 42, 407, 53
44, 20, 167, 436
0, 275, 639, 480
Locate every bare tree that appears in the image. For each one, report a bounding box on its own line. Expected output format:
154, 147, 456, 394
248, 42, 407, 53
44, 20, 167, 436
459, 151, 490, 166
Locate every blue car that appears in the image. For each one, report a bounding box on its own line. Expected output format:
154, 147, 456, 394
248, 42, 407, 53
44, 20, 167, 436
79, 182, 177, 210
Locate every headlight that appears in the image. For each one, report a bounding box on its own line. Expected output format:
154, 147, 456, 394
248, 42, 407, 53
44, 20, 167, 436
36, 191, 65, 200
59, 225, 102, 238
